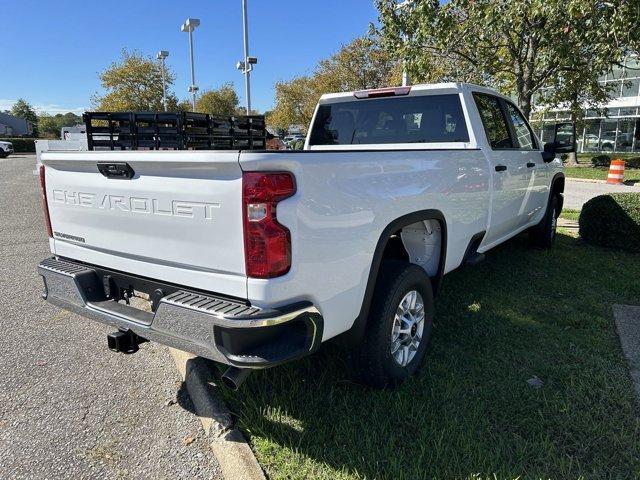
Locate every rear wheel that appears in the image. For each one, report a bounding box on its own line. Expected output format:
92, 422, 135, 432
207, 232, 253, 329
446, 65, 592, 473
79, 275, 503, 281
530, 194, 559, 249
350, 261, 434, 389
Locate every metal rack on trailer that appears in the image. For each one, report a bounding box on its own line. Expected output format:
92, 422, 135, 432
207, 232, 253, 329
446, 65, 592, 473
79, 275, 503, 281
83, 111, 267, 151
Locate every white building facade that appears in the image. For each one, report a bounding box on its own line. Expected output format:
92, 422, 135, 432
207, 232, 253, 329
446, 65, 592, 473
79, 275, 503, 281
534, 55, 640, 153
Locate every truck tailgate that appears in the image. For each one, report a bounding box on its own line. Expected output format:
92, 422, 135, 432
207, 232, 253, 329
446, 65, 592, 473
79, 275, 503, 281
41, 150, 247, 299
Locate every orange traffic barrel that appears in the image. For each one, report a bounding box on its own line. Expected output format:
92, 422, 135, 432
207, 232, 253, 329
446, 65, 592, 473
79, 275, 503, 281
607, 159, 625, 184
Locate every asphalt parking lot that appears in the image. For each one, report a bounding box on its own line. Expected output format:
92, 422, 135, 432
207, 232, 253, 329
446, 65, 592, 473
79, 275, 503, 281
0, 155, 222, 479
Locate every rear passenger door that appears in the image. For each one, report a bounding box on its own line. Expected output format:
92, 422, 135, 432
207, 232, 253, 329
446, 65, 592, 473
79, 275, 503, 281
502, 101, 548, 224
473, 93, 529, 245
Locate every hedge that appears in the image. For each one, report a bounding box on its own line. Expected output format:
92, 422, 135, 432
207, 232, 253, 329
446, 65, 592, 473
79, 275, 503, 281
579, 193, 640, 252
589, 154, 640, 169
0, 137, 37, 152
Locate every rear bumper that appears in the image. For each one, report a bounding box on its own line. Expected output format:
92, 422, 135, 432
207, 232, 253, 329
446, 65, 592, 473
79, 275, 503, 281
38, 256, 323, 368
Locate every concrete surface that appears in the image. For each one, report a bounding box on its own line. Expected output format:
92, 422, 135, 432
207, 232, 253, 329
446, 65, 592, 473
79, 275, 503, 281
170, 350, 266, 480
564, 178, 640, 210
0, 156, 223, 479
613, 305, 640, 402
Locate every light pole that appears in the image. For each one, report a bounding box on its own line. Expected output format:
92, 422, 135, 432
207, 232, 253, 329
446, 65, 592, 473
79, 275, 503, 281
236, 0, 257, 114
181, 18, 200, 111
396, 0, 413, 87
156, 50, 169, 111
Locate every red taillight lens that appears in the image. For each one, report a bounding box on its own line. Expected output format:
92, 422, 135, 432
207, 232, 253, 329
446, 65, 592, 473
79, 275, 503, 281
39, 165, 53, 238
242, 172, 296, 278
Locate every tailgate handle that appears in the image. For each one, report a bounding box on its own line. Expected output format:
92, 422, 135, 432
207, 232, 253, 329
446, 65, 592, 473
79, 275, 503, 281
97, 162, 135, 179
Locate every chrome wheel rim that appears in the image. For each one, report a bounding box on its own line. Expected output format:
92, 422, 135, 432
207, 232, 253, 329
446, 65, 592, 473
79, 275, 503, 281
390, 290, 425, 367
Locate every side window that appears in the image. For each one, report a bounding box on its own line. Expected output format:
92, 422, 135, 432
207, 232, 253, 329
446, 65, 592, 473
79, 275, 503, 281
505, 102, 536, 149
473, 93, 514, 149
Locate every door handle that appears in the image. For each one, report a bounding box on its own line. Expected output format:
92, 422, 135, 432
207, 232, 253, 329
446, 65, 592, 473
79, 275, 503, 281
495, 165, 507, 172
97, 162, 135, 179
527, 162, 536, 168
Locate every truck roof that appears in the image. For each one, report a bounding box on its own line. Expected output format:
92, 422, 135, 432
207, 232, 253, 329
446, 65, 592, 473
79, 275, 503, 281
318, 82, 511, 104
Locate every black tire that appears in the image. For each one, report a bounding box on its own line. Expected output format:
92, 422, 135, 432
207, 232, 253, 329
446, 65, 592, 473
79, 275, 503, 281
0, 153, 6, 159
529, 194, 559, 249
350, 260, 434, 389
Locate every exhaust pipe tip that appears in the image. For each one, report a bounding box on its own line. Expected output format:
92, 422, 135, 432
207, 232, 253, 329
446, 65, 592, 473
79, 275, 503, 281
221, 366, 252, 391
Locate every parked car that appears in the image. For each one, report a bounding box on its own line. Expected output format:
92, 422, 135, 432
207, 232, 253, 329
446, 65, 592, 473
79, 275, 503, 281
37, 83, 569, 390
0, 140, 14, 158
283, 134, 305, 148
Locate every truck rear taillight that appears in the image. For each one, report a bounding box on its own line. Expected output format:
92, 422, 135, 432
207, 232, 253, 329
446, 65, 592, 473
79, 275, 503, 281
353, 86, 411, 99
39, 165, 53, 238
242, 172, 296, 278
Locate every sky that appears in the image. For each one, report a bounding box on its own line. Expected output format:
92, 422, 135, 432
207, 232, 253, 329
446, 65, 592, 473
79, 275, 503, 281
0, 0, 381, 115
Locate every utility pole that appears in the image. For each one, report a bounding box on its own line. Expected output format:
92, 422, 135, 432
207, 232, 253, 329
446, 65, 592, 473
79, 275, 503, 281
156, 50, 169, 111
236, 0, 257, 114
181, 18, 200, 111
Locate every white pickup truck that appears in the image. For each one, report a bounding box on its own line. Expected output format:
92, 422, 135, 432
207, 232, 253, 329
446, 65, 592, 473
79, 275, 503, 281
38, 83, 573, 389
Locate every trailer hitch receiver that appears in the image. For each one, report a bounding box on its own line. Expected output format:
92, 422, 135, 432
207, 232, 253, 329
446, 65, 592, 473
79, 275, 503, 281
107, 330, 147, 354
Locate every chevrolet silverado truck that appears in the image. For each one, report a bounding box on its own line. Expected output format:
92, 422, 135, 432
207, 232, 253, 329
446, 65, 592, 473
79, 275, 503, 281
37, 83, 573, 389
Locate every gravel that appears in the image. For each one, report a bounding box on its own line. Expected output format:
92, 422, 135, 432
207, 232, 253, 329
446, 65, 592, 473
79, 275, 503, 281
0, 155, 223, 479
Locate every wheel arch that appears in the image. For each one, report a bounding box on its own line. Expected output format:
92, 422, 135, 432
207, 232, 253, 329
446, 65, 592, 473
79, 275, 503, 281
337, 209, 447, 346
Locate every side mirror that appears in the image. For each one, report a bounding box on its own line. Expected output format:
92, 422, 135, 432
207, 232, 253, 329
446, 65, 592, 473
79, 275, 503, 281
542, 122, 576, 162
552, 122, 576, 153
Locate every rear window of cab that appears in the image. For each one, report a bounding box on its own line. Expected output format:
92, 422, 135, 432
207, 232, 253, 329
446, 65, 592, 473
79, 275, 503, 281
309, 94, 469, 146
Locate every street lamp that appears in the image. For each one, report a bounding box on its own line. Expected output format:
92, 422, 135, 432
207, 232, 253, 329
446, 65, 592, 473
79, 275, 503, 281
236, 0, 256, 114
156, 50, 169, 111
181, 18, 200, 111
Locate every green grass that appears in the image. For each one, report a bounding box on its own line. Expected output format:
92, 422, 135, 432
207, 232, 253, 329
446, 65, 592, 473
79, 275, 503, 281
224, 231, 640, 480
560, 208, 580, 221
564, 166, 640, 182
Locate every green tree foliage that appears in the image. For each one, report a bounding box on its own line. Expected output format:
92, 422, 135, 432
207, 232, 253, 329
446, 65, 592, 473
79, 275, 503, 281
268, 35, 401, 131
10, 98, 38, 136
196, 83, 240, 115
92, 49, 179, 111
376, 0, 640, 119
38, 112, 83, 138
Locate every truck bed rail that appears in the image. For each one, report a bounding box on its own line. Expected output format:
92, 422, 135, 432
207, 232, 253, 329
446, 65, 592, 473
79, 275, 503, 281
83, 111, 266, 151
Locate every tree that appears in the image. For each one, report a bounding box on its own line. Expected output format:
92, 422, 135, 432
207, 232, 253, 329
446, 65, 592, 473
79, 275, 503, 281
376, 0, 640, 119
268, 35, 401, 131
38, 112, 83, 138
92, 49, 178, 111
196, 84, 240, 115
10, 98, 38, 136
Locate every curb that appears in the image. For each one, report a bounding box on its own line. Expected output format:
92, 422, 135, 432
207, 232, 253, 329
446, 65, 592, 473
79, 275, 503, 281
567, 177, 640, 188
566, 177, 608, 184
613, 305, 640, 405
169, 348, 266, 480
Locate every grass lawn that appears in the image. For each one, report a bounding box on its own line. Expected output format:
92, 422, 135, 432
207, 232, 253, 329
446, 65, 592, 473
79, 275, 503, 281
564, 166, 640, 182
224, 230, 640, 480
560, 208, 580, 221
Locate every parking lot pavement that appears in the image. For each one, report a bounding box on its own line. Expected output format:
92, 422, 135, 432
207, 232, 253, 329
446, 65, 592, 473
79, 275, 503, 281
0, 156, 223, 479
564, 178, 640, 209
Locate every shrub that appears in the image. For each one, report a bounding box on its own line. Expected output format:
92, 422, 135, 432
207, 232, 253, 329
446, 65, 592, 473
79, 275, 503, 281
624, 157, 640, 169
0, 137, 37, 152
589, 154, 640, 169
590, 154, 611, 167
579, 193, 640, 252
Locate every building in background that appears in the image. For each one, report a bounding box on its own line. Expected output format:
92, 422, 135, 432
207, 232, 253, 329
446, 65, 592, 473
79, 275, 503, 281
533, 54, 640, 153
0, 112, 34, 136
